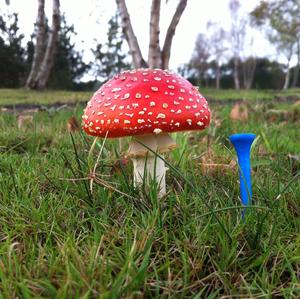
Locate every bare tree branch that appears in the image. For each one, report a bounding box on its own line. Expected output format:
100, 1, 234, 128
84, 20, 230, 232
35, 0, 60, 89
116, 0, 148, 68
26, 0, 46, 89
161, 0, 187, 69
148, 0, 161, 68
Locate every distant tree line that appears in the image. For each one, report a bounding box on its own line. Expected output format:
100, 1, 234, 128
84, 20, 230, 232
180, 0, 300, 90
0, 0, 300, 91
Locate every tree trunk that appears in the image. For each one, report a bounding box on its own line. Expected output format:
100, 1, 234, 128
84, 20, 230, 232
292, 41, 300, 88
25, 0, 46, 89
161, 0, 187, 69
116, 0, 148, 68
34, 0, 60, 90
216, 61, 220, 89
243, 57, 256, 90
148, 0, 161, 68
283, 67, 290, 90
233, 56, 240, 90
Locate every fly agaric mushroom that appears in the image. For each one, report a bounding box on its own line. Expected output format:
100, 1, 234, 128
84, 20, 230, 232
82, 69, 210, 197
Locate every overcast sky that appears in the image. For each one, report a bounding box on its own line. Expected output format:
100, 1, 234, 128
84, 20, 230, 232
3, 0, 278, 78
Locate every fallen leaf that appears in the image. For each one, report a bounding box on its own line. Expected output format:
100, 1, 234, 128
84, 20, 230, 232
111, 158, 130, 174
17, 114, 33, 129
230, 103, 248, 122
67, 116, 80, 132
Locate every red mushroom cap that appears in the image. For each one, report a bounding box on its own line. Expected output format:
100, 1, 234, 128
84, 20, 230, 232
82, 69, 210, 138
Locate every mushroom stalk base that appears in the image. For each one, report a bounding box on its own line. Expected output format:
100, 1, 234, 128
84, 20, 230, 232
128, 133, 176, 198
132, 156, 166, 198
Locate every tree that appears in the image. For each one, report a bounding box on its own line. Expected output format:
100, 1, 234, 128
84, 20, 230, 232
242, 56, 256, 90
26, 0, 61, 89
229, 0, 246, 90
206, 22, 227, 89
26, 0, 46, 88
47, 15, 90, 89
116, 0, 187, 69
0, 12, 27, 87
93, 12, 130, 83
251, 0, 300, 90
189, 33, 210, 86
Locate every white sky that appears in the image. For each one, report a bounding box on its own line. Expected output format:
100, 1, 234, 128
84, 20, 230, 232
3, 0, 279, 79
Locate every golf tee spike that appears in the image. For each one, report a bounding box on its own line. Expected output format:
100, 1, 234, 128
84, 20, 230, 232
229, 133, 256, 208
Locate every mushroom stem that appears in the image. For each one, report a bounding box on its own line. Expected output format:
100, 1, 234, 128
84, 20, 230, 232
128, 133, 176, 198
132, 155, 166, 197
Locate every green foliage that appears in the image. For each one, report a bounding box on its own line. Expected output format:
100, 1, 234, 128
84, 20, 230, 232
93, 12, 130, 83
0, 13, 27, 87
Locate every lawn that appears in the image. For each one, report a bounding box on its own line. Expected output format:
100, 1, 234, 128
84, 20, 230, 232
1, 87, 300, 106
0, 90, 299, 297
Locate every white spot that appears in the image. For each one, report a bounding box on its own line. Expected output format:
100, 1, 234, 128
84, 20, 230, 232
124, 120, 131, 124
137, 119, 145, 124
145, 95, 150, 99
143, 79, 149, 82
200, 109, 204, 113
154, 77, 162, 81
162, 103, 168, 109
104, 103, 111, 107
192, 105, 198, 109
112, 87, 121, 92
148, 112, 153, 115
187, 119, 192, 125
157, 113, 166, 119
151, 86, 158, 92
114, 119, 119, 123
122, 93, 130, 99
132, 103, 139, 108
174, 101, 180, 105
204, 115, 208, 119
125, 113, 134, 118
178, 96, 184, 101
150, 101, 155, 107
135, 93, 142, 99
119, 106, 124, 110
100, 120, 105, 125
138, 111, 145, 115
175, 109, 182, 114
168, 85, 175, 89
95, 127, 100, 130
131, 77, 138, 81
185, 106, 191, 110
197, 121, 204, 126
110, 105, 117, 111
180, 88, 186, 93
195, 112, 200, 117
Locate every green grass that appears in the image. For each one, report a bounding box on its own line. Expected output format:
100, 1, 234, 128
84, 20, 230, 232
1, 87, 300, 106
0, 89, 90, 106
0, 96, 299, 297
